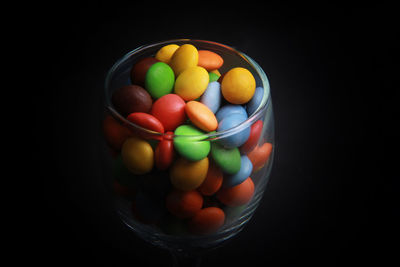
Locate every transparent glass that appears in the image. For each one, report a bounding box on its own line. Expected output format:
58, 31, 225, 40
103, 39, 275, 265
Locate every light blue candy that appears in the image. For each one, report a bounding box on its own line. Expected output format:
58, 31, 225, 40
217, 113, 250, 148
246, 87, 264, 116
223, 155, 253, 188
215, 105, 247, 122
200, 81, 221, 114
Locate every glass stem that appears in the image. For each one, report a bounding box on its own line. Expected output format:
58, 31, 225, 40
170, 251, 202, 267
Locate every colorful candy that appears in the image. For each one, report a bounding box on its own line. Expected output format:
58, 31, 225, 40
103, 115, 133, 151
221, 67, 256, 104
247, 142, 273, 171
185, 101, 218, 132
217, 113, 250, 148
189, 207, 225, 234
170, 157, 209, 191
210, 142, 241, 174
145, 62, 175, 99
121, 136, 154, 174
150, 94, 186, 131
126, 112, 165, 135
197, 50, 224, 71
239, 120, 263, 154
174, 66, 209, 101
154, 132, 175, 170
215, 104, 247, 122
200, 81, 221, 114
198, 161, 223, 196
166, 189, 203, 219
111, 85, 152, 116
155, 44, 180, 64
223, 155, 253, 188
130, 57, 159, 86
173, 125, 210, 161
246, 86, 264, 116
217, 177, 254, 206
169, 44, 199, 76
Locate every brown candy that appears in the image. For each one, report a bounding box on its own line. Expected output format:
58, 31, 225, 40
130, 57, 159, 86
112, 85, 152, 116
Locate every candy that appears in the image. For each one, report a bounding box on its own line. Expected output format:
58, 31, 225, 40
197, 50, 224, 71
154, 132, 174, 170
174, 66, 209, 101
215, 104, 247, 122
126, 112, 165, 135
239, 120, 263, 154
173, 125, 210, 161
166, 189, 203, 219
155, 44, 180, 64
103, 115, 133, 151
189, 207, 225, 234
210, 142, 241, 174
185, 101, 218, 132
198, 161, 223, 196
170, 157, 209, 191
247, 142, 273, 171
169, 44, 199, 76
145, 62, 175, 99
217, 177, 254, 206
111, 85, 152, 116
217, 113, 250, 148
221, 67, 256, 104
209, 72, 220, 83
246, 86, 264, 116
130, 57, 159, 86
223, 155, 253, 188
121, 136, 154, 174
150, 94, 186, 131
200, 81, 221, 114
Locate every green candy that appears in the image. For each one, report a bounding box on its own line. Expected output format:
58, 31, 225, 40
209, 72, 220, 82
174, 125, 210, 161
145, 62, 175, 98
210, 142, 241, 174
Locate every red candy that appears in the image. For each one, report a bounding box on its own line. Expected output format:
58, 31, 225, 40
166, 189, 203, 219
126, 112, 164, 138
240, 120, 263, 154
247, 142, 273, 171
198, 161, 223, 196
151, 94, 186, 131
217, 177, 254, 206
130, 57, 159, 86
102, 115, 133, 151
155, 132, 175, 170
189, 207, 225, 234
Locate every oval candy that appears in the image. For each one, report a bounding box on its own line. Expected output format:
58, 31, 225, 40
121, 136, 154, 174
217, 114, 250, 148
130, 57, 159, 86
151, 94, 186, 131
211, 141, 241, 174
246, 86, 264, 116
166, 189, 203, 219
154, 132, 174, 170
223, 155, 253, 188
198, 161, 223, 196
126, 112, 165, 135
145, 62, 175, 99
197, 50, 224, 71
189, 207, 225, 235
174, 66, 209, 101
169, 44, 199, 76
247, 142, 273, 171
173, 125, 210, 161
185, 101, 218, 132
215, 104, 247, 122
200, 81, 221, 114
239, 120, 263, 154
155, 44, 180, 64
111, 85, 152, 116
170, 157, 209, 191
103, 115, 133, 151
221, 67, 256, 104
217, 177, 254, 206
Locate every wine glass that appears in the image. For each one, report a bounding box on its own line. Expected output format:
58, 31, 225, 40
102, 39, 274, 266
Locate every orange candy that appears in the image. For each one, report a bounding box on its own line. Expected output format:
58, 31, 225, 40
166, 189, 203, 219
189, 207, 225, 234
217, 177, 254, 206
198, 50, 224, 71
103, 115, 133, 151
247, 142, 273, 171
198, 162, 223, 196
185, 101, 218, 132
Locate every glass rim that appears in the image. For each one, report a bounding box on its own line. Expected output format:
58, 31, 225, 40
104, 39, 271, 139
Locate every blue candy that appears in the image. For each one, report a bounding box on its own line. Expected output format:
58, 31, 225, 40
200, 81, 221, 114
223, 155, 253, 188
246, 86, 264, 116
217, 113, 250, 148
215, 104, 247, 122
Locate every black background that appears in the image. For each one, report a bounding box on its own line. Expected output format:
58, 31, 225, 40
26, 2, 399, 266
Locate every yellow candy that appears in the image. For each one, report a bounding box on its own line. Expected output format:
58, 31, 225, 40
174, 66, 209, 101
121, 136, 154, 174
169, 44, 198, 76
221, 67, 256, 104
155, 44, 180, 64
170, 157, 209, 191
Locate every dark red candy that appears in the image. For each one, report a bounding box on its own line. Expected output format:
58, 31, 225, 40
126, 112, 164, 139
112, 85, 152, 116
130, 57, 159, 86
150, 94, 186, 131
155, 132, 175, 170
239, 120, 263, 154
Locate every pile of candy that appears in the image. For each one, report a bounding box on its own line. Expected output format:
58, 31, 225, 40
103, 43, 273, 235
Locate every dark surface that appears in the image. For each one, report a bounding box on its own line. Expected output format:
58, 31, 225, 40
28, 2, 398, 266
